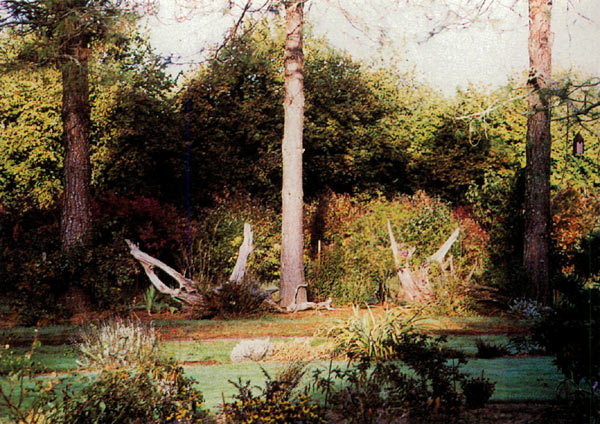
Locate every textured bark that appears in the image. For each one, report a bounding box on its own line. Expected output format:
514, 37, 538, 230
524, 0, 553, 304
60, 36, 92, 250
280, 1, 306, 307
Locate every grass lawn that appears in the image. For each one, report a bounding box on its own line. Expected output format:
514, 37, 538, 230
0, 312, 564, 421
186, 356, 563, 411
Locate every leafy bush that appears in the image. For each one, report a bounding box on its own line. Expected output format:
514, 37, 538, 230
313, 335, 469, 422
0, 343, 47, 376
317, 308, 484, 422
533, 275, 600, 420
222, 363, 325, 424
461, 371, 496, 409
474, 338, 510, 359
0, 338, 56, 424
194, 279, 270, 319
47, 361, 209, 424
508, 297, 550, 320
77, 318, 160, 370
185, 196, 281, 290
325, 307, 420, 361
305, 192, 488, 307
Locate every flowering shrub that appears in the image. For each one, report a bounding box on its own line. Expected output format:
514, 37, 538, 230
47, 361, 209, 424
223, 364, 325, 424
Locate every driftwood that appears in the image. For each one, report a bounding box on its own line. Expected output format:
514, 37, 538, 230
127, 223, 332, 313
285, 284, 336, 312
229, 223, 253, 283
126, 239, 203, 305
387, 221, 460, 303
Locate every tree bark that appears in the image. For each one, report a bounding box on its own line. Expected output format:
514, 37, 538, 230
280, 1, 306, 307
524, 0, 553, 304
60, 35, 92, 250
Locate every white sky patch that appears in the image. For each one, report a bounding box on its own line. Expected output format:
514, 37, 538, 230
145, 0, 600, 94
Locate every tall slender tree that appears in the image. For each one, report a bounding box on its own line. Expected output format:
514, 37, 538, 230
523, 0, 553, 304
0, 0, 127, 250
280, 0, 306, 307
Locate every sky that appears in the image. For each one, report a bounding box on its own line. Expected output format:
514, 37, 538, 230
145, 0, 600, 95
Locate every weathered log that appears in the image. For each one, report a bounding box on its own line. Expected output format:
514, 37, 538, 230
229, 223, 253, 283
127, 224, 332, 314
126, 239, 203, 304
387, 220, 460, 304
285, 284, 336, 312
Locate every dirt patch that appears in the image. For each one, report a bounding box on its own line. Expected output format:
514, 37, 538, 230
459, 402, 576, 423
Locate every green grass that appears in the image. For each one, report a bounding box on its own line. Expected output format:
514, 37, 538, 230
185, 356, 563, 411
160, 340, 238, 363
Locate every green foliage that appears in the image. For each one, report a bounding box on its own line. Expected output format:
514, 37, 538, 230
306, 192, 487, 307
0, 338, 56, 424
461, 371, 495, 409
314, 313, 475, 422
325, 307, 421, 361
194, 279, 270, 319
47, 361, 209, 424
0, 338, 46, 376
77, 318, 160, 371
223, 364, 325, 424
181, 21, 412, 205
474, 338, 509, 359
186, 196, 281, 288
533, 275, 600, 421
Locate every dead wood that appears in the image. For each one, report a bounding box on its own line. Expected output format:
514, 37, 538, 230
127, 223, 332, 314
387, 220, 461, 304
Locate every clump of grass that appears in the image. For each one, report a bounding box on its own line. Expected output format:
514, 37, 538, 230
77, 318, 160, 370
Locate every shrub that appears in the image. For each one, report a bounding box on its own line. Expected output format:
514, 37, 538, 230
47, 361, 209, 424
185, 196, 281, 290
77, 318, 160, 370
461, 371, 495, 409
533, 275, 600, 420
222, 364, 325, 424
230, 339, 272, 363
317, 308, 480, 422
0, 338, 47, 376
305, 192, 488, 308
474, 338, 510, 359
194, 279, 269, 319
325, 307, 417, 361
508, 297, 550, 320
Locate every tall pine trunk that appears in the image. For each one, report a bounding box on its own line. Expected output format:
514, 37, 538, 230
280, 1, 306, 307
524, 0, 553, 304
60, 37, 92, 250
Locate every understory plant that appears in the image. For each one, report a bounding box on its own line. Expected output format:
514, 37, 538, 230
46, 361, 210, 424
318, 307, 492, 422
533, 274, 600, 421
325, 306, 423, 361
77, 318, 159, 370
222, 362, 325, 424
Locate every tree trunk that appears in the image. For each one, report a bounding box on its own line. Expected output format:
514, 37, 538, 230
60, 36, 92, 250
524, 0, 553, 304
280, 1, 306, 307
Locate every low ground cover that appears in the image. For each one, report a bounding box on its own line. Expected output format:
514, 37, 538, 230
0, 310, 569, 422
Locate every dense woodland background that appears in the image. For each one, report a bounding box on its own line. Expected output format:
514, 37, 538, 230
1, 5, 600, 324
